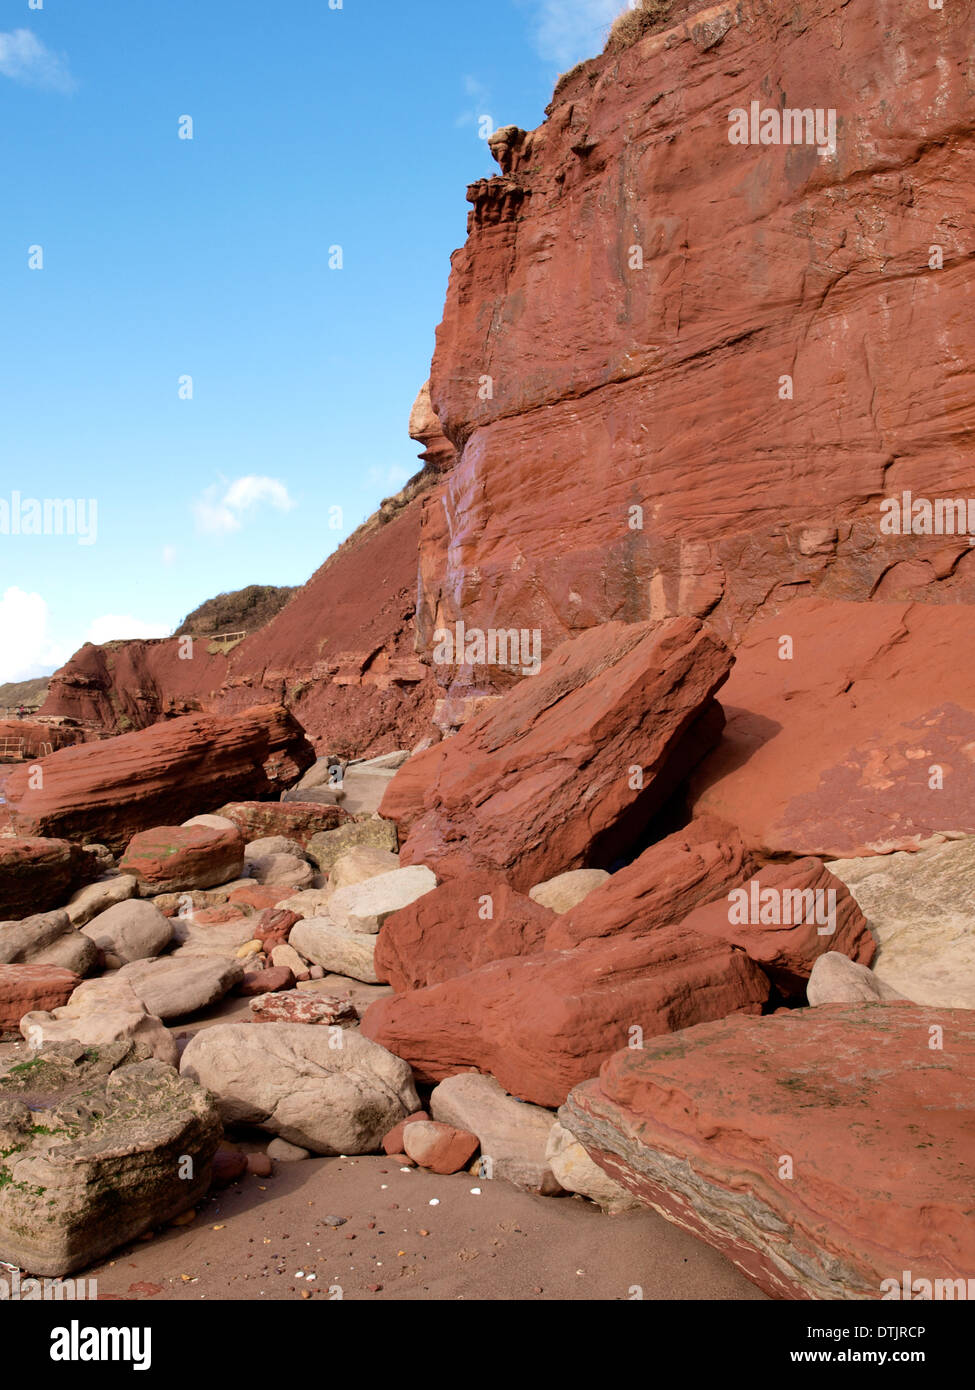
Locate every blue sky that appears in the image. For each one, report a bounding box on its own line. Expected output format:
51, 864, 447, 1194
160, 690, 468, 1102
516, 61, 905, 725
0, 0, 624, 683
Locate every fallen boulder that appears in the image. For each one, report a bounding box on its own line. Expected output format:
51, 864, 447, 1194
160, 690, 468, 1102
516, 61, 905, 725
806, 951, 904, 1007
111, 955, 245, 1020
679, 858, 874, 999
561, 1004, 975, 1299
544, 816, 756, 952
429, 1073, 561, 1195
375, 872, 555, 993
0, 964, 81, 1032
386, 619, 732, 890
305, 818, 398, 873
249, 990, 358, 1026
180, 1022, 420, 1154
65, 874, 139, 928
528, 869, 610, 914
289, 919, 381, 984
120, 824, 245, 895
363, 923, 769, 1107
402, 1120, 479, 1175
327, 865, 438, 935
80, 899, 173, 967
0, 910, 97, 977
0, 838, 97, 922
0, 1041, 220, 1276
216, 800, 348, 848
4, 706, 314, 853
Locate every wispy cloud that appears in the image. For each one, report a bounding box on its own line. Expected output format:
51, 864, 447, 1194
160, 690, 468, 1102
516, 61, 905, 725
0, 29, 75, 93
193, 475, 296, 535
526, 0, 621, 68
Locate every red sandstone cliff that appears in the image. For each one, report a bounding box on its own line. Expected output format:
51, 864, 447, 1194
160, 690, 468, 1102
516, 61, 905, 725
417, 0, 975, 705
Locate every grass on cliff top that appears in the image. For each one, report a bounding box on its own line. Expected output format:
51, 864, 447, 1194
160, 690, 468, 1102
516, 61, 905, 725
605, 0, 678, 53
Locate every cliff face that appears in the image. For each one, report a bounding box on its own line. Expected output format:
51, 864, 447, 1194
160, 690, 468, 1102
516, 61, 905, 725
419, 0, 975, 688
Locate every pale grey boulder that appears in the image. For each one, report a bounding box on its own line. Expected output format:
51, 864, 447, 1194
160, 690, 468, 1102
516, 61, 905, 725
0, 910, 97, 977
180, 1022, 419, 1155
289, 918, 381, 984
80, 898, 173, 967
430, 1073, 563, 1196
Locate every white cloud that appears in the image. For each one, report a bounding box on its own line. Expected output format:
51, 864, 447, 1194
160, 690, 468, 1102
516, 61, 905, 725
528, 0, 621, 68
85, 615, 171, 646
161, 545, 177, 567
193, 475, 296, 535
0, 587, 70, 683
0, 29, 75, 93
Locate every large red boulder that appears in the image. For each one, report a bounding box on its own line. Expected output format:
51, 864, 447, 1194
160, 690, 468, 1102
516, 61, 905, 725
561, 1004, 975, 1300
4, 707, 314, 853
0, 963, 81, 1031
362, 924, 769, 1108
681, 857, 874, 999
691, 599, 975, 857
375, 872, 555, 993
387, 619, 732, 891
0, 838, 97, 921
545, 816, 756, 951
120, 825, 245, 895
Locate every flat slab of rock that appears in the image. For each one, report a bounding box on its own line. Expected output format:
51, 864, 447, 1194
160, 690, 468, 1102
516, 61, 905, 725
0, 964, 81, 1031
121, 825, 245, 895
430, 1073, 562, 1195
0, 910, 97, 977
113, 955, 245, 1020
828, 838, 975, 1009
305, 817, 398, 872
0, 1041, 220, 1276
3, 706, 313, 854
385, 618, 732, 890
329, 845, 401, 892
0, 838, 97, 922
180, 1022, 419, 1154
561, 1004, 975, 1299
327, 865, 438, 935
289, 918, 381, 984
249, 990, 357, 1026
